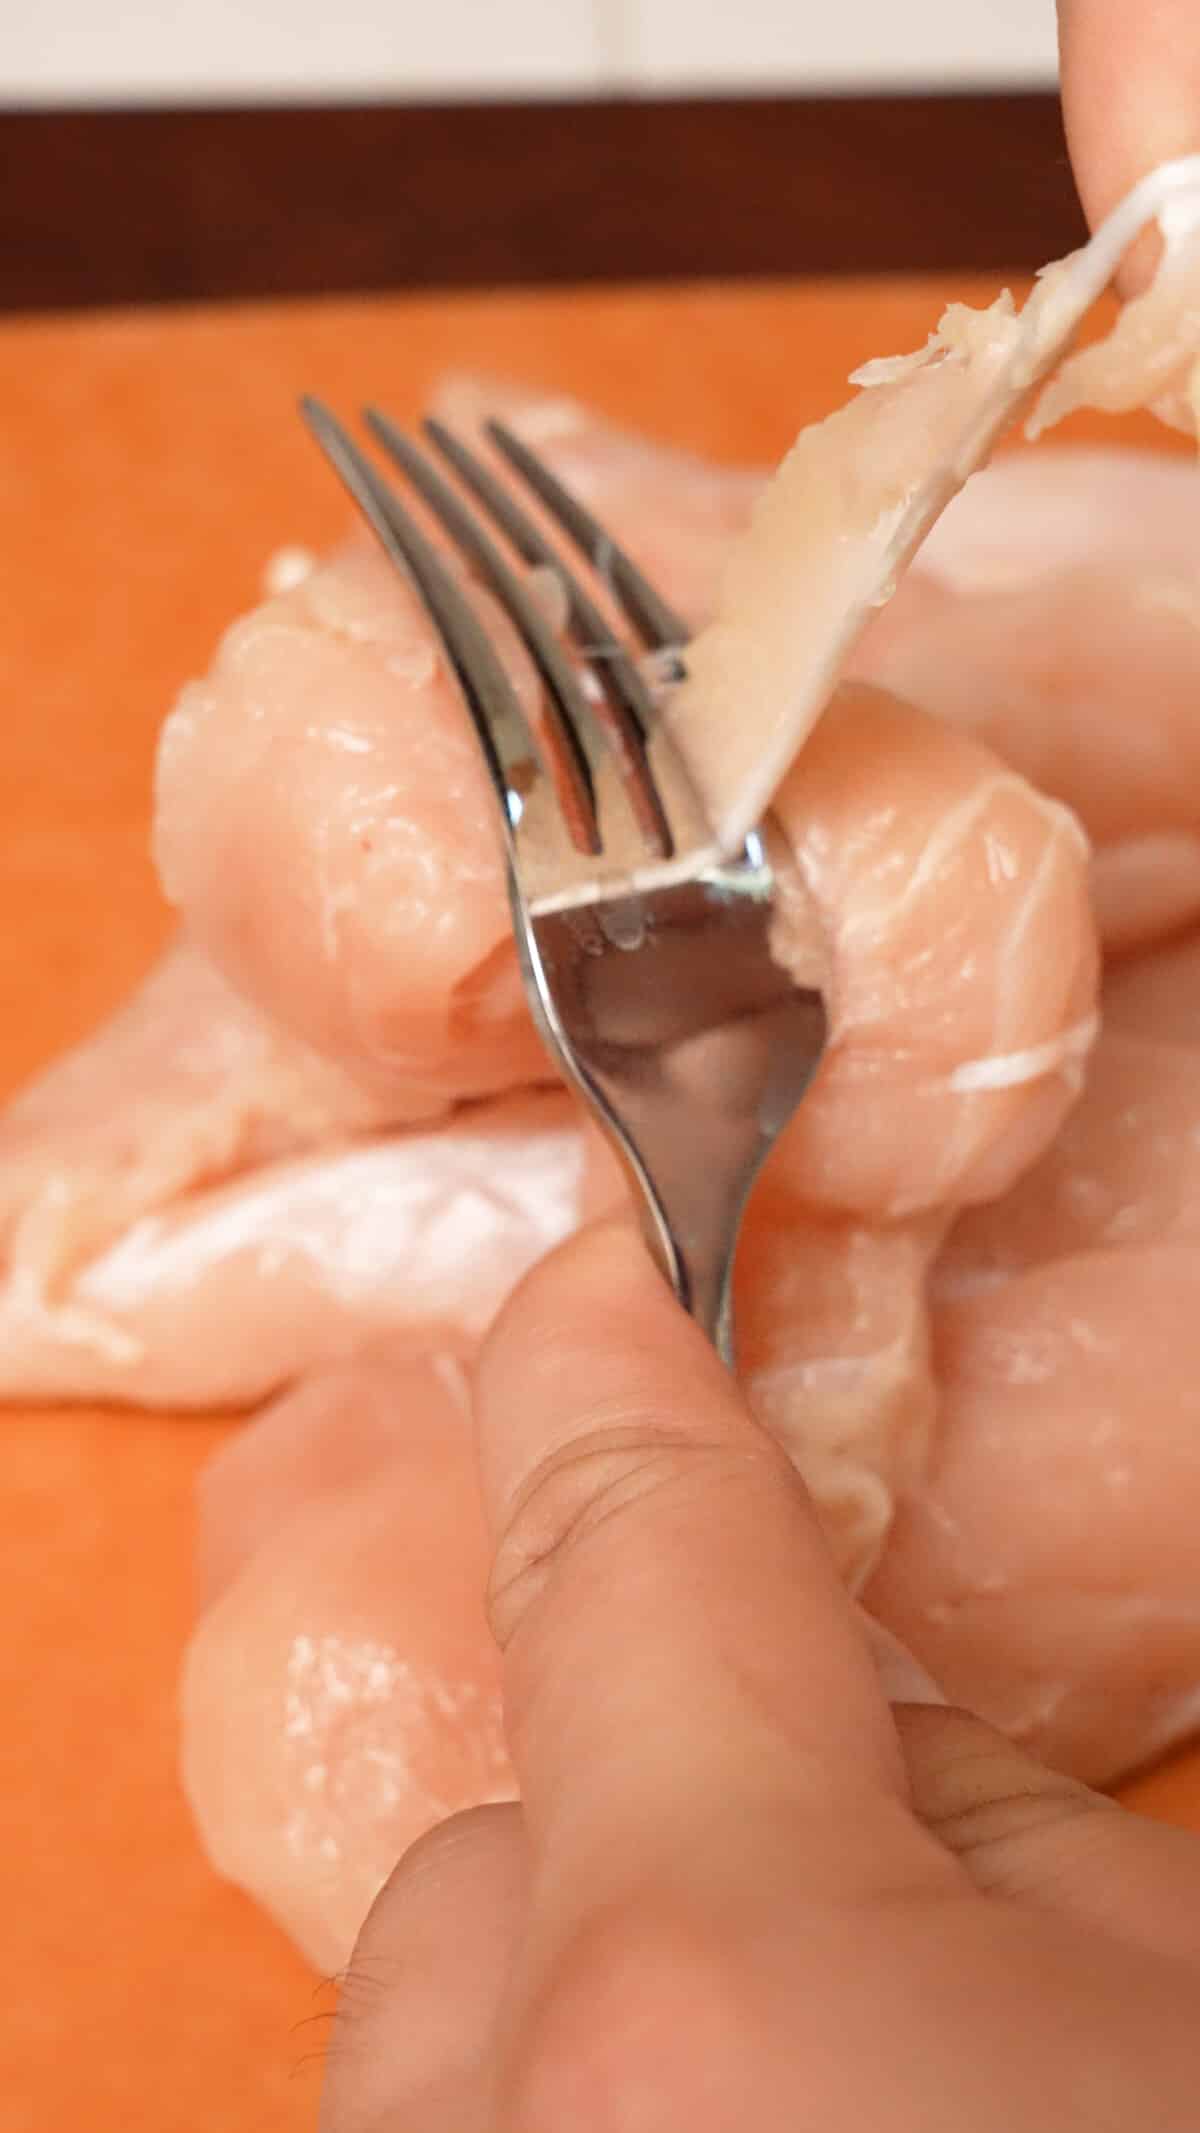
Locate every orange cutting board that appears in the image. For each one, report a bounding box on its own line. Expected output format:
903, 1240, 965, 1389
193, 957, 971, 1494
2, 276, 1197, 2132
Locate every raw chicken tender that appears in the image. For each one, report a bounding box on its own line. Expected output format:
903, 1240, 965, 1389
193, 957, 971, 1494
0, 936, 412, 1395
736, 1197, 945, 1588
182, 1352, 514, 1970
662, 160, 1200, 850
154, 548, 548, 1110
1030, 224, 1200, 438
156, 559, 1097, 1226
0, 679, 1095, 1412
870, 1249, 1200, 1783
0, 937, 393, 1283
859, 931, 1200, 1780
855, 448, 1200, 956
0, 1093, 580, 1409
151, 383, 754, 1110
765, 685, 1095, 1220
12, 444, 1183, 1396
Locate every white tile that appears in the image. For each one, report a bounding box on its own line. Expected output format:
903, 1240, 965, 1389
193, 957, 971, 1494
3, 0, 603, 104
603, 0, 1058, 91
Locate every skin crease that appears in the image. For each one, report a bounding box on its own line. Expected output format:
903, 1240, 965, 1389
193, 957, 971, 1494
316, 26, 1200, 2123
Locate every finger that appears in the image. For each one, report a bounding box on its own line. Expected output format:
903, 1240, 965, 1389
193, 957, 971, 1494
897, 1705, 1200, 1962
1059, 0, 1200, 240
474, 1218, 951, 1911
319, 1803, 527, 2133
859, 1612, 947, 1709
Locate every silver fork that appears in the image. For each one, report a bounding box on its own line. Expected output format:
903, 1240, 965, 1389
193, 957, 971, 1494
301, 398, 827, 1365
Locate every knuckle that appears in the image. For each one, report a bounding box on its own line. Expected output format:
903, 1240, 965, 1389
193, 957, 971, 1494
486, 1422, 767, 1651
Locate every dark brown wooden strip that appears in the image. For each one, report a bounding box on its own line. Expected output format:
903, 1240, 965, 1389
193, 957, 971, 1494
0, 93, 1083, 313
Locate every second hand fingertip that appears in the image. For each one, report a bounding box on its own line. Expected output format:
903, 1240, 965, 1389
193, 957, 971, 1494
861, 1617, 949, 1709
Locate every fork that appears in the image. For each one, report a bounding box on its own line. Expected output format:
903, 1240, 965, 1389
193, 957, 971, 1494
301, 398, 827, 1365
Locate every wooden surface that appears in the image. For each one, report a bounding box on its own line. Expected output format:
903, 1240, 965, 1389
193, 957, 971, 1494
2, 275, 1198, 2132
0, 93, 1085, 314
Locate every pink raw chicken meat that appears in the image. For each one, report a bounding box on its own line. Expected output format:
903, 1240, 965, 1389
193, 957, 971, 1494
0, 1091, 581, 1408
854, 446, 1200, 955
183, 1351, 514, 1970
5, 435, 1191, 1407
863, 926, 1200, 1783
6, 164, 1200, 1972
0, 674, 1094, 1409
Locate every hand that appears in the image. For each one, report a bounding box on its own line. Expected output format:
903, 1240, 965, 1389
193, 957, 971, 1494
1059, 0, 1200, 239
320, 1221, 1200, 2131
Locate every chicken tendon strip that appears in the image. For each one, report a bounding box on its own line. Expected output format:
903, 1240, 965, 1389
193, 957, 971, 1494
3, 161, 1200, 1967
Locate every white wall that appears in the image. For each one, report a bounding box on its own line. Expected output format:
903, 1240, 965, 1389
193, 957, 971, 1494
4, 0, 1058, 105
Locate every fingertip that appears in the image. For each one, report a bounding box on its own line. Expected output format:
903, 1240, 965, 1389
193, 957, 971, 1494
319, 1805, 526, 2131
859, 1615, 948, 1710
482, 1213, 680, 1375
476, 1213, 741, 1509
1059, 0, 1200, 263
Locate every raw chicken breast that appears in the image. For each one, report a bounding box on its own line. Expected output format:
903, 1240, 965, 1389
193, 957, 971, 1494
166, 483, 1104, 1965
154, 547, 548, 1110
854, 448, 1200, 957
20, 163, 1200, 1975
765, 684, 1095, 1221
0, 934, 414, 1395
0, 679, 1095, 1410
1030, 224, 1200, 438
736, 1200, 945, 1589
182, 1353, 514, 1971
17, 441, 1179, 1350
155, 166, 1200, 1100
5, 378, 1114, 1414
868, 1247, 1200, 1784
149, 387, 755, 1110
0, 1093, 580, 1409
912, 443, 1199, 589
662, 160, 1200, 849
185, 1006, 1200, 1970
938, 1030, 1200, 1282
172, 670, 1099, 1965
185, 962, 1200, 1973
0, 936, 394, 1282
155, 535, 1098, 1221
860, 931, 1200, 1780
186, 919, 1200, 1970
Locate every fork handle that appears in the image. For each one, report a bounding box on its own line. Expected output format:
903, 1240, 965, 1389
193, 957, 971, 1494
611, 1134, 748, 1366
520, 889, 826, 1373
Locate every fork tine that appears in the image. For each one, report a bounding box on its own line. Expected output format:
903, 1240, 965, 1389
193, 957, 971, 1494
423, 415, 648, 682
415, 415, 680, 853
485, 418, 690, 652
366, 409, 673, 859
423, 416, 677, 734
300, 396, 547, 843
